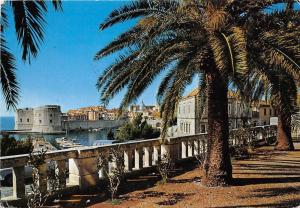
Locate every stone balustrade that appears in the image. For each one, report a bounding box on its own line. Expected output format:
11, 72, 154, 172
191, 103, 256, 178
0, 125, 276, 204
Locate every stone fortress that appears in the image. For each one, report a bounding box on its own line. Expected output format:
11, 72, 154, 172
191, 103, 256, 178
15, 105, 62, 133
15, 105, 126, 133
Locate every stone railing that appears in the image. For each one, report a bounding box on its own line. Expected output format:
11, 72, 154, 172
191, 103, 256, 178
230, 125, 277, 146
0, 125, 276, 204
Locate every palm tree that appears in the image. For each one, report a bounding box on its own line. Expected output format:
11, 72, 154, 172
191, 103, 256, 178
95, 0, 299, 186
0, 0, 62, 110
241, 5, 300, 151
95, 0, 249, 187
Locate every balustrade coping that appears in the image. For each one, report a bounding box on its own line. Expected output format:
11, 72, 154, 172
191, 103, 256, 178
0, 134, 208, 169
0, 126, 276, 169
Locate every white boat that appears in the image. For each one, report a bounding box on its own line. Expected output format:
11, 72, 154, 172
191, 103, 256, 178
56, 137, 83, 149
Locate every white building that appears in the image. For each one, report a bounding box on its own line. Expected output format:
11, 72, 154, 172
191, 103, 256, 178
177, 89, 252, 136
15, 108, 34, 130
15, 105, 62, 133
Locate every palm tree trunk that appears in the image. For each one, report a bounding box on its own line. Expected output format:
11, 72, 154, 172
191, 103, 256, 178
202, 70, 232, 187
275, 111, 294, 151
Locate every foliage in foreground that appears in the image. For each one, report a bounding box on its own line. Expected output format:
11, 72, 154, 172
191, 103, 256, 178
157, 154, 174, 184
26, 150, 66, 208
97, 146, 125, 201
0, 134, 33, 156
1, 1, 63, 110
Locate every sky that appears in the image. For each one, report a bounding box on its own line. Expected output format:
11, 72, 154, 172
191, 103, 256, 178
1, 1, 298, 116
0, 1, 198, 116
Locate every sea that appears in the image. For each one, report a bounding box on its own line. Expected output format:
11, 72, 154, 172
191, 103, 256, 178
0, 116, 113, 146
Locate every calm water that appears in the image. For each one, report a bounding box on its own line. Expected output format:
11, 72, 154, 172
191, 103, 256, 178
0, 117, 114, 146
0, 117, 15, 130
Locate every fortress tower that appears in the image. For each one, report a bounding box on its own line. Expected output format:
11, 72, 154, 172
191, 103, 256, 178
15, 108, 34, 130
15, 105, 62, 133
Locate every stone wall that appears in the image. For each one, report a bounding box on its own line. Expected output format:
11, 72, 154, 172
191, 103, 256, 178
15, 108, 34, 130
62, 119, 127, 131
32, 105, 62, 133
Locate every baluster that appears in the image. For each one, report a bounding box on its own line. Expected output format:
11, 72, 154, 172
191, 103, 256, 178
188, 140, 194, 157
161, 144, 170, 158
12, 166, 25, 198
199, 140, 203, 154
194, 140, 199, 156
181, 141, 188, 158
124, 149, 133, 172
56, 160, 67, 188
203, 140, 207, 154
134, 148, 143, 170
144, 147, 152, 167
37, 163, 47, 194
99, 150, 109, 178
153, 145, 160, 165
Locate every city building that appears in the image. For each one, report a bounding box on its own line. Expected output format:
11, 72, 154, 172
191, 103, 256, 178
176, 88, 277, 136
251, 101, 277, 126
128, 103, 162, 129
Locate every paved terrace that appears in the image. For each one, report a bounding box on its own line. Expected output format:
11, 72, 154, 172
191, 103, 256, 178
82, 142, 300, 208
0, 126, 277, 206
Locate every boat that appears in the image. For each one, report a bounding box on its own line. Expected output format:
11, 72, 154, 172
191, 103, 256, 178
55, 137, 83, 149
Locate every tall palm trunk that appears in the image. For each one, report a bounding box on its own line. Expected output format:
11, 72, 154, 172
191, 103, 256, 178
275, 110, 294, 151
202, 70, 232, 187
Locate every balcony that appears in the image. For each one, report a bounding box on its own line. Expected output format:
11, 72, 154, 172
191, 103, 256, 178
0, 125, 277, 206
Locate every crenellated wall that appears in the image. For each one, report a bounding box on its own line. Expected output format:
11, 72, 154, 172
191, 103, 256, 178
62, 119, 126, 131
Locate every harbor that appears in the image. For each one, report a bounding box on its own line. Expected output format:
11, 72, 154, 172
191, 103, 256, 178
1, 128, 116, 148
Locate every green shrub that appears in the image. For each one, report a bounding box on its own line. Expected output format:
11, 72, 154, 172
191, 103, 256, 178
0, 134, 33, 156
107, 129, 115, 140
116, 115, 160, 141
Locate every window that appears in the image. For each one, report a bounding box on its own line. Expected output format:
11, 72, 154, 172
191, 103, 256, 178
27, 118, 30, 122
50, 119, 52, 123
264, 108, 266, 115
20, 118, 22, 123
269, 109, 272, 116
39, 120, 42, 124
264, 121, 267, 125
50, 114, 53, 117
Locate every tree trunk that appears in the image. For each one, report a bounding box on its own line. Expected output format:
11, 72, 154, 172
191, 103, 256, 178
275, 111, 294, 151
202, 70, 232, 187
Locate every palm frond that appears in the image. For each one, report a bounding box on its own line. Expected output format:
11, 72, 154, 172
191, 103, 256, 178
52, 0, 63, 11
1, 6, 8, 31
11, 1, 47, 62
160, 58, 197, 137
96, 51, 140, 89
0, 36, 19, 110
100, 0, 178, 30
